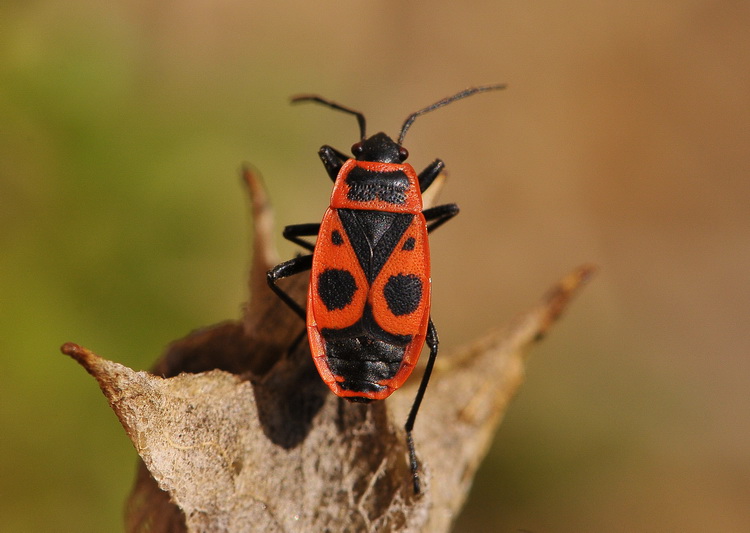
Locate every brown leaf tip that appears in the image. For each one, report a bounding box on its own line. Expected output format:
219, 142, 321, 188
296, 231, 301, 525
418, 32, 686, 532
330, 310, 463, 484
60, 342, 100, 373
241, 164, 268, 204
61, 342, 84, 359
535, 263, 597, 341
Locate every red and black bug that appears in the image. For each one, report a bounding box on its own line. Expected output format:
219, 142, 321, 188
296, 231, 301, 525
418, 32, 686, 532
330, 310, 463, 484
267, 84, 505, 493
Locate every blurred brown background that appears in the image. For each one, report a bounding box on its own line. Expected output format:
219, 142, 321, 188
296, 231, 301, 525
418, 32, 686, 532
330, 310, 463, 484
2, 1, 748, 531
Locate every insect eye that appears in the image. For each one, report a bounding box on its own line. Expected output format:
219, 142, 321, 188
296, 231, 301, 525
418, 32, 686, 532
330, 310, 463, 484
398, 147, 409, 161
351, 142, 364, 156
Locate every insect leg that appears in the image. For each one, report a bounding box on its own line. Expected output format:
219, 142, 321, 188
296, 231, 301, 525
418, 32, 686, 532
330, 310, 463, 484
319, 145, 349, 181
283, 223, 321, 252
404, 317, 440, 494
267, 254, 313, 320
417, 159, 445, 192
423, 203, 460, 233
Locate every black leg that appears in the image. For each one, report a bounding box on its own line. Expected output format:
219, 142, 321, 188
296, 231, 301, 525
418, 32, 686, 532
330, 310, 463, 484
404, 318, 440, 494
267, 254, 314, 320
423, 203, 459, 233
417, 159, 445, 192
319, 145, 349, 182
283, 223, 321, 252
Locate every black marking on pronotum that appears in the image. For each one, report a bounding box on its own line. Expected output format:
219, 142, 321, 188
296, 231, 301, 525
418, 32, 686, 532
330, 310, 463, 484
345, 166, 410, 204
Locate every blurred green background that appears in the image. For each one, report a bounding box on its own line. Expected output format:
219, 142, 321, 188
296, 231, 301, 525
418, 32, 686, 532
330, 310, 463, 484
2, 1, 749, 531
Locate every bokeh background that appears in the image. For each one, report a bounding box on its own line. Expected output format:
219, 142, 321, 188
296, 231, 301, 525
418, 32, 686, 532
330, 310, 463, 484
2, 1, 749, 531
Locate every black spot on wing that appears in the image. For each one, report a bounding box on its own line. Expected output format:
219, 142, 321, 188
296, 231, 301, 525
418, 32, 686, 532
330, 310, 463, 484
402, 237, 416, 251
383, 274, 423, 316
331, 229, 344, 245
318, 268, 357, 311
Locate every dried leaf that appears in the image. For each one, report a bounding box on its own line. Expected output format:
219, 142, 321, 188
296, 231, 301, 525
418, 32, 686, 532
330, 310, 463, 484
62, 167, 594, 532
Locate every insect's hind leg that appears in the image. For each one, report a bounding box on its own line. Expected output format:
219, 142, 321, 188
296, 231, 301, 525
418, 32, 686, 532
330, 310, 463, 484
267, 254, 313, 320
404, 317, 440, 494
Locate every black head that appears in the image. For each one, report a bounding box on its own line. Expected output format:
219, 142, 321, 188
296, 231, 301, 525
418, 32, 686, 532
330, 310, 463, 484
351, 132, 409, 163
291, 84, 505, 162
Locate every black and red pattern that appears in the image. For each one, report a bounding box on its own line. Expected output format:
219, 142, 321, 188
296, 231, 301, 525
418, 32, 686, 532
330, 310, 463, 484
267, 85, 504, 493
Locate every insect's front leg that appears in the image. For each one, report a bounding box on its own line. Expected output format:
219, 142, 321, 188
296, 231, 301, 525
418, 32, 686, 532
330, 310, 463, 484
319, 145, 349, 181
417, 159, 445, 192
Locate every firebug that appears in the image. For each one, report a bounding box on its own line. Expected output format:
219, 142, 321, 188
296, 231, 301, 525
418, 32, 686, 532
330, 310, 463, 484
267, 85, 505, 493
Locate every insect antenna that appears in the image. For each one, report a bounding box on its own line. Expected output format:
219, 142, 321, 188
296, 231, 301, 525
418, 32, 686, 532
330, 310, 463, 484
398, 84, 506, 145
291, 94, 367, 141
